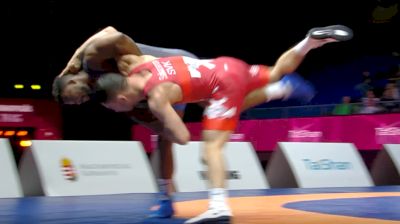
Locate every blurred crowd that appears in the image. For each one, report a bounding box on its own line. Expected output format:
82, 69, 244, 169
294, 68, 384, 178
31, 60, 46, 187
333, 64, 400, 115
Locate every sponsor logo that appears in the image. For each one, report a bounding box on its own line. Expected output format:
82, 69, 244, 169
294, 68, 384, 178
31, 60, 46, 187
0, 114, 23, 123
60, 158, 78, 181
183, 57, 215, 78
302, 159, 353, 170
60, 157, 133, 179
249, 65, 260, 77
375, 122, 400, 143
78, 163, 132, 176
152, 60, 178, 80
161, 61, 176, 75
375, 127, 400, 136
230, 133, 244, 140
152, 60, 168, 80
288, 123, 322, 139
204, 98, 236, 119
199, 170, 241, 180
0, 104, 34, 112
288, 130, 322, 138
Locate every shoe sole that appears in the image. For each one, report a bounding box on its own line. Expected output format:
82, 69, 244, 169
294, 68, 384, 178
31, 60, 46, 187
186, 215, 231, 224
308, 25, 353, 41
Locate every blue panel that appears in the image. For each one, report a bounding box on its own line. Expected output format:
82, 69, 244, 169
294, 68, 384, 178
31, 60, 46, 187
284, 196, 400, 221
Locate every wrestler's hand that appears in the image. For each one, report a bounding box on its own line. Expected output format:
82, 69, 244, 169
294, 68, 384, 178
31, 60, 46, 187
59, 57, 82, 77
117, 56, 131, 76
66, 57, 82, 73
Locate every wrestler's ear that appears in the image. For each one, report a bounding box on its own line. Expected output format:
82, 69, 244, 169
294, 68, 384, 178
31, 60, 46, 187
116, 94, 129, 103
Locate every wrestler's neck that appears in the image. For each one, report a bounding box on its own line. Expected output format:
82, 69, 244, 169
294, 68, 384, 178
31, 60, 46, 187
127, 70, 152, 99
117, 54, 157, 75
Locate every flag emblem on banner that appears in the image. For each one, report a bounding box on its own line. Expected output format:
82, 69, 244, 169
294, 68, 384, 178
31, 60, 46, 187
60, 157, 78, 181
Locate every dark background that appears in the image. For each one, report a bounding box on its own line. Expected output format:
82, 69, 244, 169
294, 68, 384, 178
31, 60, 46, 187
2, 0, 399, 139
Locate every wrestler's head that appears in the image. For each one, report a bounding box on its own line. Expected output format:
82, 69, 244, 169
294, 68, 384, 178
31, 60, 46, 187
94, 73, 140, 112
52, 71, 91, 105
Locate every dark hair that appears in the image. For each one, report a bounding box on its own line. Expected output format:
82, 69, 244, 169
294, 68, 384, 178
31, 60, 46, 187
52, 73, 91, 104
94, 73, 128, 103
52, 75, 71, 103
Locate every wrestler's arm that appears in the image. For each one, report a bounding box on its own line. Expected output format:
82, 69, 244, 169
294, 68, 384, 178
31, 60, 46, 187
125, 103, 164, 134
147, 89, 190, 145
127, 102, 185, 134
83, 32, 143, 72
126, 97, 185, 132
58, 26, 120, 77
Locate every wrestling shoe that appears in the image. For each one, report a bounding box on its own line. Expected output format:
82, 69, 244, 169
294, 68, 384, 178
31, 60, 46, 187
281, 74, 316, 103
308, 25, 353, 41
184, 208, 232, 224
147, 194, 174, 218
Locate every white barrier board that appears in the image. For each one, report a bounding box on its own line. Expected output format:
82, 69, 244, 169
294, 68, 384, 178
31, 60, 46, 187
19, 140, 157, 196
0, 139, 22, 198
267, 142, 373, 188
173, 141, 268, 192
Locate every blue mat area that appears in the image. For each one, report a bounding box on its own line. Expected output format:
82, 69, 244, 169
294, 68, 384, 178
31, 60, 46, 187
284, 196, 400, 221
0, 194, 186, 224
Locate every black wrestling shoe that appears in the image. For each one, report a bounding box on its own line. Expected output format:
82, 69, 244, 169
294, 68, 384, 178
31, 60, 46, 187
308, 25, 353, 41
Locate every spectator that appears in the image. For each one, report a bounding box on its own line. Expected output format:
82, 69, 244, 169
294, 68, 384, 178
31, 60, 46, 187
388, 64, 400, 89
332, 96, 354, 115
354, 71, 374, 100
359, 90, 383, 114
380, 82, 400, 112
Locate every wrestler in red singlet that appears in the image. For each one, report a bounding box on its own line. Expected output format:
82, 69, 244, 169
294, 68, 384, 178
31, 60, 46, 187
129, 56, 270, 130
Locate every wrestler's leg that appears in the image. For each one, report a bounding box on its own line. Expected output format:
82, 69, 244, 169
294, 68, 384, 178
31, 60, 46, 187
185, 71, 245, 223
146, 136, 175, 218
243, 25, 353, 110
157, 104, 185, 191
269, 25, 351, 82
202, 130, 231, 189
184, 130, 233, 224
242, 73, 315, 111
149, 104, 186, 218
156, 106, 185, 195
158, 137, 174, 189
